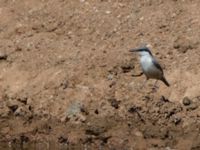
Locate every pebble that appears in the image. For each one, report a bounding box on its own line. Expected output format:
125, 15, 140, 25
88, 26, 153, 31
171, 115, 181, 125
6, 100, 19, 113
134, 131, 143, 137
14, 106, 30, 117
108, 98, 120, 109
58, 136, 68, 144
105, 11, 111, 14
107, 74, 114, 80
0, 51, 8, 60
186, 103, 198, 111
182, 97, 191, 106
120, 62, 134, 73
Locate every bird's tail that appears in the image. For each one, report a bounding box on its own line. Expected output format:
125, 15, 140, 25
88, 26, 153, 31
161, 76, 170, 87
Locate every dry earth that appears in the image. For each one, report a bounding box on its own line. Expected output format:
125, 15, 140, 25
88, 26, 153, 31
0, 0, 200, 149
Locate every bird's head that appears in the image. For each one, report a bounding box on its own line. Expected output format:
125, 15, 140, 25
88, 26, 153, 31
129, 45, 152, 56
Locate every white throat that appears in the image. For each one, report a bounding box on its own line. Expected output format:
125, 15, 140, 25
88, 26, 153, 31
138, 51, 151, 57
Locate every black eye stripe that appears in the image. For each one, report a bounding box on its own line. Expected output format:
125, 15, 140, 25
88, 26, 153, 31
140, 48, 152, 55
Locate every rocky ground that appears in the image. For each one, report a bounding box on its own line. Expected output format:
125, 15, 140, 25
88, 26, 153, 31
0, 0, 200, 149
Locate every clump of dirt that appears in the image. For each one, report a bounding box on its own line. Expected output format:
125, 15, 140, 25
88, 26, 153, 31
0, 0, 200, 149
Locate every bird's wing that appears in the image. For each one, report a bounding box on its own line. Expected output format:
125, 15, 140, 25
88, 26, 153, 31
152, 58, 164, 73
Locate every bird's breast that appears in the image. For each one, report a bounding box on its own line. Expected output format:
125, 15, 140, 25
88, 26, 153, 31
140, 56, 152, 70
140, 56, 162, 79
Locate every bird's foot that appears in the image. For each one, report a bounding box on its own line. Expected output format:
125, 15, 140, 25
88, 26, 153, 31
151, 85, 159, 93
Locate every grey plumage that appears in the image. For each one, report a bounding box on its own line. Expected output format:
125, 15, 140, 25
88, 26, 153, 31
130, 45, 170, 87
152, 58, 169, 86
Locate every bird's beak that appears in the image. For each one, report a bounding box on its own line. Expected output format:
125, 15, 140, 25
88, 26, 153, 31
129, 48, 141, 52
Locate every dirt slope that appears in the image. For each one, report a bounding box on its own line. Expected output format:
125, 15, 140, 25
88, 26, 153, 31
0, 0, 200, 149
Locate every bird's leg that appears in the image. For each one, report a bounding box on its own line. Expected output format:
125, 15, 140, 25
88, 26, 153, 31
136, 79, 147, 92
140, 78, 148, 89
152, 80, 159, 92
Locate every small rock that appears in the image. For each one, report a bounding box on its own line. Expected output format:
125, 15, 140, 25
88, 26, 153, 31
20, 135, 29, 143
85, 126, 106, 136
108, 65, 119, 76
171, 115, 181, 125
6, 100, 19, 113
98, 135, 111, 143
76, 114, 86, 123
109, 81, 116, 88
160, 96, 170, 103
60, 115, 70, 123
108, 98, 120, 109
161, 104, 183, 119
63, 101, 87, 123
120, 62, 134, 73
182, 97, 191, 106
80, 106, 89, 115
66, 101, 82, 117
107, 74, 114, 80
128, 106, 141, 113
105, 11, 111, 14
60, 80, 68, 89
139, 17, 144, 21
134, 131, 143, 137
0, 51, 8, 60
8, 105, 18, 113
14, 106, 32, 118
58, 136, 68, 144
15, 46, 22, 51
94, 109, 99, 114
165, 147, 173, 150
17, 97, 28, 105
186, 103, 198, 111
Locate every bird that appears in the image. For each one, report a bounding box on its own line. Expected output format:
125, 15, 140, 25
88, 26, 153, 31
129, 45, 170, 88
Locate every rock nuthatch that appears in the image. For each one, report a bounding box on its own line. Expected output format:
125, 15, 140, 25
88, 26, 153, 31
130, 45, 170, 87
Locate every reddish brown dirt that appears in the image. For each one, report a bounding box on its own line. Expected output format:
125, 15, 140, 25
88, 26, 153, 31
0, 0, 200, 149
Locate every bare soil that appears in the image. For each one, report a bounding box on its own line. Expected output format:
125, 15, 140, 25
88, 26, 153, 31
0, 0, 200, 149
